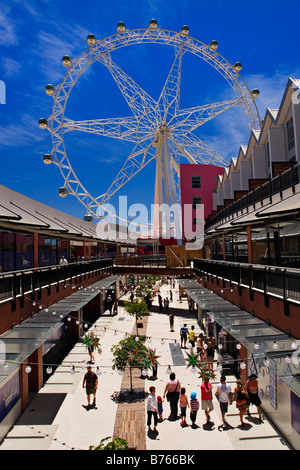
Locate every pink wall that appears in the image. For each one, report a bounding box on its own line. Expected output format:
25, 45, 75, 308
180, 164, 224, 238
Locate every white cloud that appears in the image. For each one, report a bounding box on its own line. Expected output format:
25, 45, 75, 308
0, 9, 18, 45
244, 69, 300, 116
0, 113, 44, 148
1, 57, 21, 77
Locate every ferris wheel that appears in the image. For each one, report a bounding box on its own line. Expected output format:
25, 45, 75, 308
39, 20, 261, 237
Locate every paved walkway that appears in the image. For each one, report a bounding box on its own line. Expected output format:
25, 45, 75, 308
0, 280, 291, 451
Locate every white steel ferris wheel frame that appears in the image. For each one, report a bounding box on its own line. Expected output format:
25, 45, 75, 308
41, 26, 261, 236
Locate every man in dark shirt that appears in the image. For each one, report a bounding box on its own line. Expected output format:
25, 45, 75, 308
83, 365, 98, 408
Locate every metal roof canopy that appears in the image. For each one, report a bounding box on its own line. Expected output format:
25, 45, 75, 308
38, 275, 121, 315
0, 275, 119, 384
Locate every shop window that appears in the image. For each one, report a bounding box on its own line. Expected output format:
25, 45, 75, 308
3, 231, 15, 271
39, 236, 58, 266
16, 232, 34, 269
58, 239, 68, 262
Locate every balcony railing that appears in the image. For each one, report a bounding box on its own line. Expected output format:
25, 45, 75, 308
0, 259, 113, 304
114, 255, 191, 268
192, 258, 300, 314
206, 162, 300, 231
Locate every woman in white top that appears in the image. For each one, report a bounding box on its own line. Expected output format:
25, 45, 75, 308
147, 386, 158, 433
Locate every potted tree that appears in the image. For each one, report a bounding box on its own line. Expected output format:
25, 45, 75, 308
111, 335, 148, 393
123, 299, 149, 334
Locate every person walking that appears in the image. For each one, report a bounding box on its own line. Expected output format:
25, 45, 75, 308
158, 295, 163, 313
106, 294, 113, 314
163, 372, 181, 420
215, 375, 232, 428
196, 333, 204, 356
189, 325, 196, 349
205, 338, 215, 374
246, 374, 263, 422
180, 323, 189, 348
165, 297, 170, 312
147, 386, 159, 433
190, 392, 200, 428
87, 331, 95, 364
169, 312, 175, 332
232, 379, 249, 427
200, 377, 214, 424
82, 365, 98, 409
179, 387, 189, 427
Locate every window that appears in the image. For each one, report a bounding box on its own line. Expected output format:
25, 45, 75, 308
16, 232, 34, 269
3, 231, 15, 271
39, 236, 58, 266
193, 217, 204, 226
192, 196, 202, 209
287, 118, 295, 150
192, 175, 201, 188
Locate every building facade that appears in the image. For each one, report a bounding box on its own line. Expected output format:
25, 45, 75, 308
193, 77, 300, 449
205, 78, 300, 267
180, 163, 224, 241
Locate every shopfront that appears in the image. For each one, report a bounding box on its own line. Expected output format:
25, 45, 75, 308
179, 278, 300, 450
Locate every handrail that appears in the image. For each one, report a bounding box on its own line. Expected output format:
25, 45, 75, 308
192, 258, 300, 311
205, 162, 300, 231
0, 258, 114, 278
0, 259, 114, 304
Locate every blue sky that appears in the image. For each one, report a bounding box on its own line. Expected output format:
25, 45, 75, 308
0, 0, 299, 221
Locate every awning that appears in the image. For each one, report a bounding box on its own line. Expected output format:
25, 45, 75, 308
256, 191, 300, 218
207, 189, 300, 234
178, 281, 300, 395
0, 184, 136, 244
0, 275, 120, 384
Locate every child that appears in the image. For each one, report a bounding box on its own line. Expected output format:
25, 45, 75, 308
157, 395, 164, 422
190, 392, 199, 428
179, 387, 189, 427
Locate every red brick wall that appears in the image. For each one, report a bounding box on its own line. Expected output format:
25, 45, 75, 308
197, 275, 300, 339
0, 272, 109, 335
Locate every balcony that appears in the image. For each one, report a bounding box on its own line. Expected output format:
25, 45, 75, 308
206, 161, 299, 232
0, 259, 113, 305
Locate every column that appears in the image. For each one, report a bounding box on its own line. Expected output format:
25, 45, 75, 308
33, 232, 39, 268
247, 226, 252, 264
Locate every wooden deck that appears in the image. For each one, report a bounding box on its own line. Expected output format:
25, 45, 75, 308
112, 317, 149, 450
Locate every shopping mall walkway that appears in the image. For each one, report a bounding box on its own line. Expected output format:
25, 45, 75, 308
0, 280, 291, 451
